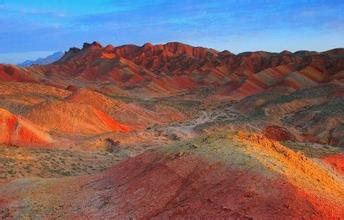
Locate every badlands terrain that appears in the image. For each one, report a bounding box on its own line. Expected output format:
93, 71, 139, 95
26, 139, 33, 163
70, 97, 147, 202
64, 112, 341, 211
0, 42, 344, 219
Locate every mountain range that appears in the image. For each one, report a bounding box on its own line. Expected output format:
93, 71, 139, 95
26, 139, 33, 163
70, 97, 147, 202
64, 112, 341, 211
17, 51, 64, 67
0, 41, 343, 219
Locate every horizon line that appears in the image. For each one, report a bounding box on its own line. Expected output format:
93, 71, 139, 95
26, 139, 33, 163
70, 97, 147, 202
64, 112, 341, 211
1, 41, 343, 65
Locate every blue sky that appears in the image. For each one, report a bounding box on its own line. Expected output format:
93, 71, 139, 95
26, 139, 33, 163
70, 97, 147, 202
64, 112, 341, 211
0, 0, 343, 63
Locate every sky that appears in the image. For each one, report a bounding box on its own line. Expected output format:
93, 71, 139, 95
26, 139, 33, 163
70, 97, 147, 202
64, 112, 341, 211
0, 0, 343, 64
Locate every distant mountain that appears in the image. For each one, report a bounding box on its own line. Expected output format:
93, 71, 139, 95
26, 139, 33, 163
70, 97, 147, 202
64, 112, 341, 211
18, 51, 64, 67
3, 42, 344, 95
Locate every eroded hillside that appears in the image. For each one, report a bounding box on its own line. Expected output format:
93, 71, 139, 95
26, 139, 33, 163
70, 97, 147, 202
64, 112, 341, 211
0, 42, 343, 219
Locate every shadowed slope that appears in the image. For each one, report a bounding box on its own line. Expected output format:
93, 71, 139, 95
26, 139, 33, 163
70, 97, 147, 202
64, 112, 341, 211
0, 65, 29, 82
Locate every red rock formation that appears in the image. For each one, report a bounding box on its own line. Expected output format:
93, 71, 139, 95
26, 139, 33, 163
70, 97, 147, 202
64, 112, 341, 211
263, 125, 296, 141
0, 42, 342, 99
0, 108, 53, 147
0, 42, 343, 148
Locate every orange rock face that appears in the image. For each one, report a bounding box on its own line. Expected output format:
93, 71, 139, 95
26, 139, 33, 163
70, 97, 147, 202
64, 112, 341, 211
93, 108, 132, 132
26, 101, 132, 135
0, 108, 53, 147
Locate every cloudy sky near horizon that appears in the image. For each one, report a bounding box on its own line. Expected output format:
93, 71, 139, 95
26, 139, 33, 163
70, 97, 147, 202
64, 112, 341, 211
0, 0, 343, 63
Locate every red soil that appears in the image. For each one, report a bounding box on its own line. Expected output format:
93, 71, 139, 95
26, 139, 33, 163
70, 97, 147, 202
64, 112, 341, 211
322, 154, 344, 176
2, 147, 343, 219
1, 132, 344, 218
0, 65, 25, 81
88, 152, 318, 219
263, 125, 296, 141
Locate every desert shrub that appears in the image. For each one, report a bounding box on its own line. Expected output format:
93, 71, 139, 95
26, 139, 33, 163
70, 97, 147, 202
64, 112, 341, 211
104, 138, 120, 153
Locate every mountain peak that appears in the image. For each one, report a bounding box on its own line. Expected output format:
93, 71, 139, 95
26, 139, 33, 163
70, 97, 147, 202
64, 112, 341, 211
281, 50, 292, 55
142, 42, 154, 48
83, 41, 102, 49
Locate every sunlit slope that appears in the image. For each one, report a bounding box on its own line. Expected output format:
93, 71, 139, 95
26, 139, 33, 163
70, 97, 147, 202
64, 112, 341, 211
0, 108, 53, 147
26, 100, 132, 135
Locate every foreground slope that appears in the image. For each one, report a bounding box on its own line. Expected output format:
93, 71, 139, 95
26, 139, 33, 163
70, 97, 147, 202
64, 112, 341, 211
1, 132, 343, 219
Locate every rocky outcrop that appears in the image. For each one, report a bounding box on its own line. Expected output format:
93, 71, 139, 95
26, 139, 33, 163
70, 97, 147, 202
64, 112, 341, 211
263, 125, 296, 141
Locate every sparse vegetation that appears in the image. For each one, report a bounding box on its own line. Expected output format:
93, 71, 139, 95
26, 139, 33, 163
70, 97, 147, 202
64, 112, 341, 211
0, 146, 120, 181
283, 141, 343, 158
104, 138, 120, 153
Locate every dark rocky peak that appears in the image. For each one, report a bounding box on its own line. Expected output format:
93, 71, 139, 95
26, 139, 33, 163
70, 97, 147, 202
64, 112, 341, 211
83, 41, 103, 49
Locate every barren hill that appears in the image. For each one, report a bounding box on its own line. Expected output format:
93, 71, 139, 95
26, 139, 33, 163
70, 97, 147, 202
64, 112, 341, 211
26, 100, 132, 135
